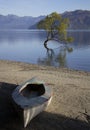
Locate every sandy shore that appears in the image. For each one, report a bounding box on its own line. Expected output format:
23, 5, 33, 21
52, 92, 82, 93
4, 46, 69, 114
0, 60, 90, 130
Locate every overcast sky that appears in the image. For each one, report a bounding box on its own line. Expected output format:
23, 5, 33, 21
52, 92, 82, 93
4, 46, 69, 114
0, 0, 90, 16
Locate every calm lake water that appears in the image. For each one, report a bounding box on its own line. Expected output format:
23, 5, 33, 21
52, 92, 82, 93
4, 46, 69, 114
0, 30, 90, 71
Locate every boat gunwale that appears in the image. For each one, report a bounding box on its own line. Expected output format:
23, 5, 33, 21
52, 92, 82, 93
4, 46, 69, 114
12, 79, 52, 108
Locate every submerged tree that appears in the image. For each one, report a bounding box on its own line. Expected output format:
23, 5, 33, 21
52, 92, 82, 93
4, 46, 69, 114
37, 12, 73, 50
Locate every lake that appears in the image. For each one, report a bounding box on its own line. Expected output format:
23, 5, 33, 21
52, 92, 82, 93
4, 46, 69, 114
0, 30, 90, 72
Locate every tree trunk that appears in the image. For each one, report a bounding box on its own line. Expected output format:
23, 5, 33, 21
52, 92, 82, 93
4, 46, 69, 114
44, 39, 50, 50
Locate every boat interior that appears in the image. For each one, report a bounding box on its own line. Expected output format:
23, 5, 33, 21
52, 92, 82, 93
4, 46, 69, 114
21, 84, 45, 99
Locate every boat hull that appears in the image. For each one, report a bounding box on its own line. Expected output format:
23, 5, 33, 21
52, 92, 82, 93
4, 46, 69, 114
12, 78, 52, 127
24, 101, 49, 127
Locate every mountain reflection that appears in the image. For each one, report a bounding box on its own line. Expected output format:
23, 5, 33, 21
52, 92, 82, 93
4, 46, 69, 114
68, 31, 90, 48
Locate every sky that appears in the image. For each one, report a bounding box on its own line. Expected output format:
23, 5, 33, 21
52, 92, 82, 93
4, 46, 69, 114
0, 0, 90, 17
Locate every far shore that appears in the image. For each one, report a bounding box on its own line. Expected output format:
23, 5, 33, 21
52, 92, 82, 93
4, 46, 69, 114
0, 60, 90, 130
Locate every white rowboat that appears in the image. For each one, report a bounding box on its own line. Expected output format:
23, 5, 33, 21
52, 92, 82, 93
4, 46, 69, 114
12, 77, 52, 127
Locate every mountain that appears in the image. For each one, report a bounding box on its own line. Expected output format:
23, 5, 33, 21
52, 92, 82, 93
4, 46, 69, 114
29, 10, 90, 30
0, 10, 90, 29
0, 14, 45, 29
62, 10, 90, 29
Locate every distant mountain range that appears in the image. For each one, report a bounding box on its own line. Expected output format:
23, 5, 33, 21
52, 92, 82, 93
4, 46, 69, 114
0, 14, 45, 29
0, 10, 90, 30
62, 10, 90, 29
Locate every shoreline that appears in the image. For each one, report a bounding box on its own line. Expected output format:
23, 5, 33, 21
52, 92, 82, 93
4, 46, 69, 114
0, 59, 90, 74
0, 60, 90, 129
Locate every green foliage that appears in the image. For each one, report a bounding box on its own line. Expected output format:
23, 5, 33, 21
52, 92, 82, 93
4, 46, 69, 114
37, 12, 73, 43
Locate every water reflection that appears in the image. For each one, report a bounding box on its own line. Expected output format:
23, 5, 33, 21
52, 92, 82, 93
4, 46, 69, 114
38, 30, 90, 71
0, 30, 90, 71
0, 30, 45, 44
68, 31, 90, 48
38, 45, 73, 67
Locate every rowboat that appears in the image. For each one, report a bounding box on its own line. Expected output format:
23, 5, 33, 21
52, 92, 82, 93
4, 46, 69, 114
12, 77, 52, 127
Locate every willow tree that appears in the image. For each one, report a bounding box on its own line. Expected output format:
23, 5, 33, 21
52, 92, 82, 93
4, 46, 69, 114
37, 12, 73, 50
